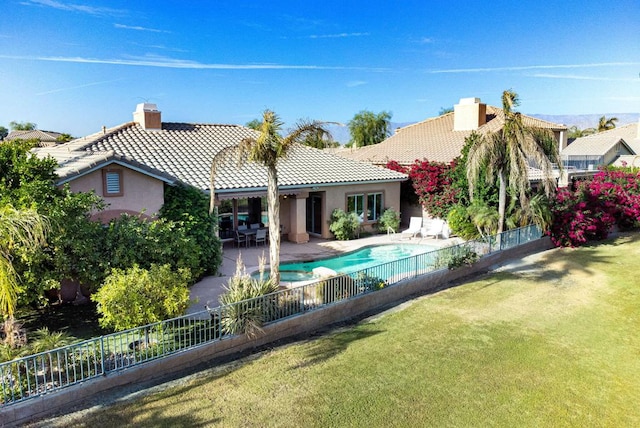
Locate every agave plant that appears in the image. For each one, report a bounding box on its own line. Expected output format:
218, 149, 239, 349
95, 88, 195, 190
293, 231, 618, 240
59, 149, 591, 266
218, 254, 279, 338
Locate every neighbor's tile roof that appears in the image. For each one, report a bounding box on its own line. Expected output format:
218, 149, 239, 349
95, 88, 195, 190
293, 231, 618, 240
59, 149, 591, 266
561, 122, 639, 156
335, 106, 566, 166
39, 121, 406, 192
6, 129, 64, 147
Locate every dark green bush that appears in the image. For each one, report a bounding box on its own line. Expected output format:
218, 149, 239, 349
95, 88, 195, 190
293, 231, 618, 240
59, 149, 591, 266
377, 208, 401, 233
160, 184, 222, 277
329, 209, 360, 240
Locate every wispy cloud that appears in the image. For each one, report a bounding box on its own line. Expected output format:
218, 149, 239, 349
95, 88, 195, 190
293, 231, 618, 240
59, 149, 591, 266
1, 54, 389, 71
530, 73, 639, 82
114, 24, 170, 33
21, 0, 126, 16
417, 37, 435, 44
35, 78, 126, 95
130, 43, 187, 53
309, 32, 370, 39
346, 80, 367, 87
428, 62, 640, 74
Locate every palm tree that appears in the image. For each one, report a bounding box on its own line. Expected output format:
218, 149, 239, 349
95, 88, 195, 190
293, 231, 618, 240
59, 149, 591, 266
467, 90, 561, 234
0, 205, 48, 320
210, 110, 330, 283
597, 115, 618, 132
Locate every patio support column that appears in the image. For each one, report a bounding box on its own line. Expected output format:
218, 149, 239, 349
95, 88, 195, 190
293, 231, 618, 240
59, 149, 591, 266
288, 191, 309, 243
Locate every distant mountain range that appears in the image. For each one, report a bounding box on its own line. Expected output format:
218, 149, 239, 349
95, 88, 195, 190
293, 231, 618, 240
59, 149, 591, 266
327, 113, 639, 145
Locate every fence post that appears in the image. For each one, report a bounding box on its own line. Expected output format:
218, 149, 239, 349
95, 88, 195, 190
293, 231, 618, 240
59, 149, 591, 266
100, 336, 105, 375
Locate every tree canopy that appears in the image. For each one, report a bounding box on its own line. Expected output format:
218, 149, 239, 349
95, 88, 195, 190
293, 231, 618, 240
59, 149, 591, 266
347, 110, 391, 148
467, 90, 561, 233
9, 121, 37, 131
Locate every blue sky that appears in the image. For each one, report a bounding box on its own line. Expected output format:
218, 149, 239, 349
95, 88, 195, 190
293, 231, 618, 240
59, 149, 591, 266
1, 0, 639, 137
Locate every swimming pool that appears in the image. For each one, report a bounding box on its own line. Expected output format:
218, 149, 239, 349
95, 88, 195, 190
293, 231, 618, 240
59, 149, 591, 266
260, 244, 436, 283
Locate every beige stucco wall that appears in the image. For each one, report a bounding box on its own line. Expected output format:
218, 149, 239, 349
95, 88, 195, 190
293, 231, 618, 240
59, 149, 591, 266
68, 167, 165, 222
322, 181, 401, 238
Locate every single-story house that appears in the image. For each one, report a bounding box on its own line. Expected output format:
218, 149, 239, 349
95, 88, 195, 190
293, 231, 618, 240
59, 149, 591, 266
33, 103, 407, 243
562, 120, 640, 172
334, 97, 568, 218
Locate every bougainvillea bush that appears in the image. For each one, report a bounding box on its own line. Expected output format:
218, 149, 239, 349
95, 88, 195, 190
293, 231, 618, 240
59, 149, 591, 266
386, 159, 458, 219
549, 169, 640, 247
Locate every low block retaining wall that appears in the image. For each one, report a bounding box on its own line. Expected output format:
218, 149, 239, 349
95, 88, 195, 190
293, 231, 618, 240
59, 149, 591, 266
2, 237, 553, 426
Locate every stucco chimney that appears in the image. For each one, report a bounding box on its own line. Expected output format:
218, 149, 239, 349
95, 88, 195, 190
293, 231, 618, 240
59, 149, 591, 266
133, 103, 162, 131
453, 97, 487, 131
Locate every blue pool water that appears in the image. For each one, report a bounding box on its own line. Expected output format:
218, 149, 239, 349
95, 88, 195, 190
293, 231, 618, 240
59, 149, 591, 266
261, 244, 436, 282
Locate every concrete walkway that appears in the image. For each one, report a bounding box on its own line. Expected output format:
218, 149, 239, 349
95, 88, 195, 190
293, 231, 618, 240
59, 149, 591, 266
187, 232, 463, 314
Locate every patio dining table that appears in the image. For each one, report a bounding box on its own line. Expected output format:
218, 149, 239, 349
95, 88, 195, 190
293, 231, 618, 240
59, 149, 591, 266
238, 227, 269, 242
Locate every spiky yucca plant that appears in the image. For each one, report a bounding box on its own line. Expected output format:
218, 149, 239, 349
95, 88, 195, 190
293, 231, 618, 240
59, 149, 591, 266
218, 254, 279, 338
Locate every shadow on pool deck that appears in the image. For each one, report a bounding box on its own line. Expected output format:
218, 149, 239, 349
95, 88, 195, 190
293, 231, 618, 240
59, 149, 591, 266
187, 232, 463, 315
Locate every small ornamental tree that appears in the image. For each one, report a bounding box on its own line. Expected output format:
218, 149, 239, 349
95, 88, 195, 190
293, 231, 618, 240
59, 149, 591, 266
93, 264, 191, 332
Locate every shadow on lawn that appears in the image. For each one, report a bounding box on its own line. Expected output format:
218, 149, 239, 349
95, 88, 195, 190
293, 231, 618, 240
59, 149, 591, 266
292, 327, 384, 369
495, 232, 640, 284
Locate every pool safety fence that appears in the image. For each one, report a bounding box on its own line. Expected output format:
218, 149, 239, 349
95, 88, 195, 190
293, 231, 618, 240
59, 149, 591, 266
1, 225, 542, 407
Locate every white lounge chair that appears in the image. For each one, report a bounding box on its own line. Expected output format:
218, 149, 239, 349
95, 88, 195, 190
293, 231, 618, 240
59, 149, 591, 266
401, 217, 423, 239
421, 218, 445, 240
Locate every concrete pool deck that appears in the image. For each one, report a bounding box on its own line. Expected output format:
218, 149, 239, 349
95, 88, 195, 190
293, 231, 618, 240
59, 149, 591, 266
186, 232, 464, 315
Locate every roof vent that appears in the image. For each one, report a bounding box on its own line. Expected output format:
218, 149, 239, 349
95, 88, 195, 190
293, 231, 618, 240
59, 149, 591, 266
133, 103, 162, 131
453, 97, 487, 131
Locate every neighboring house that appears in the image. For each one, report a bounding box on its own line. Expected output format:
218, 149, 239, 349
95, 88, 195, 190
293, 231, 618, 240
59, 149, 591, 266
34, 103, 407, 243
335, 97, 568, 167
334, 97, 568, 219
562, 121, 640, 173
6, 129, 66, 147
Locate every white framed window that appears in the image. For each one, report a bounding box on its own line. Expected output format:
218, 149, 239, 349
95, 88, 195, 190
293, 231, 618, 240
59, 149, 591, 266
367, 192, 383, 221
346, 192, 384, 222
347, 194, 364, 218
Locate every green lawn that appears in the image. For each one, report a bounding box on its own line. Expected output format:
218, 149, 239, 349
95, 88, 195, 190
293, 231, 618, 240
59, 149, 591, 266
53, 234, 640, 427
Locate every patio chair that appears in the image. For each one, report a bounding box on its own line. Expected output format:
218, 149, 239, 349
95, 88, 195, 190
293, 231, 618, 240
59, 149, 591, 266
250, 223, 261, 229
238, 224, 248, 231
234, 230, 248, 247
254, 228, 267, 246
421, 218, 445, 240
401, 217, 423, 239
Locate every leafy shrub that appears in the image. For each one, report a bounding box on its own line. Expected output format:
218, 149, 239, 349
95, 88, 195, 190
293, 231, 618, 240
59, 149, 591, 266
386, 159, 459, 219
433, 245, 479, 270
377, 208, 401, 233
549, 169, 640, 247
329, 209, 360, 240
93, 264, 191, 331
447, 204, 480, 240
160, 184, 222, 277
354, 272, 387, 292
315, 275, 354, 304
103, 214, 202, 282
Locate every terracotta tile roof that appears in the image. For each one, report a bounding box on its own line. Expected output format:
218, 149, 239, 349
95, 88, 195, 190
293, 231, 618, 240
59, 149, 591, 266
561, 122, 639, 156
6, 129, 64, 147
336, 106, 566, 166
38, 121, 406, 193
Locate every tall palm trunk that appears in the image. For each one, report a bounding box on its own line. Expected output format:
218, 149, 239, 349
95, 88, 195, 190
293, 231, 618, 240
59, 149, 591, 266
266, 166, 280, 284
497, 169, 507, 234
